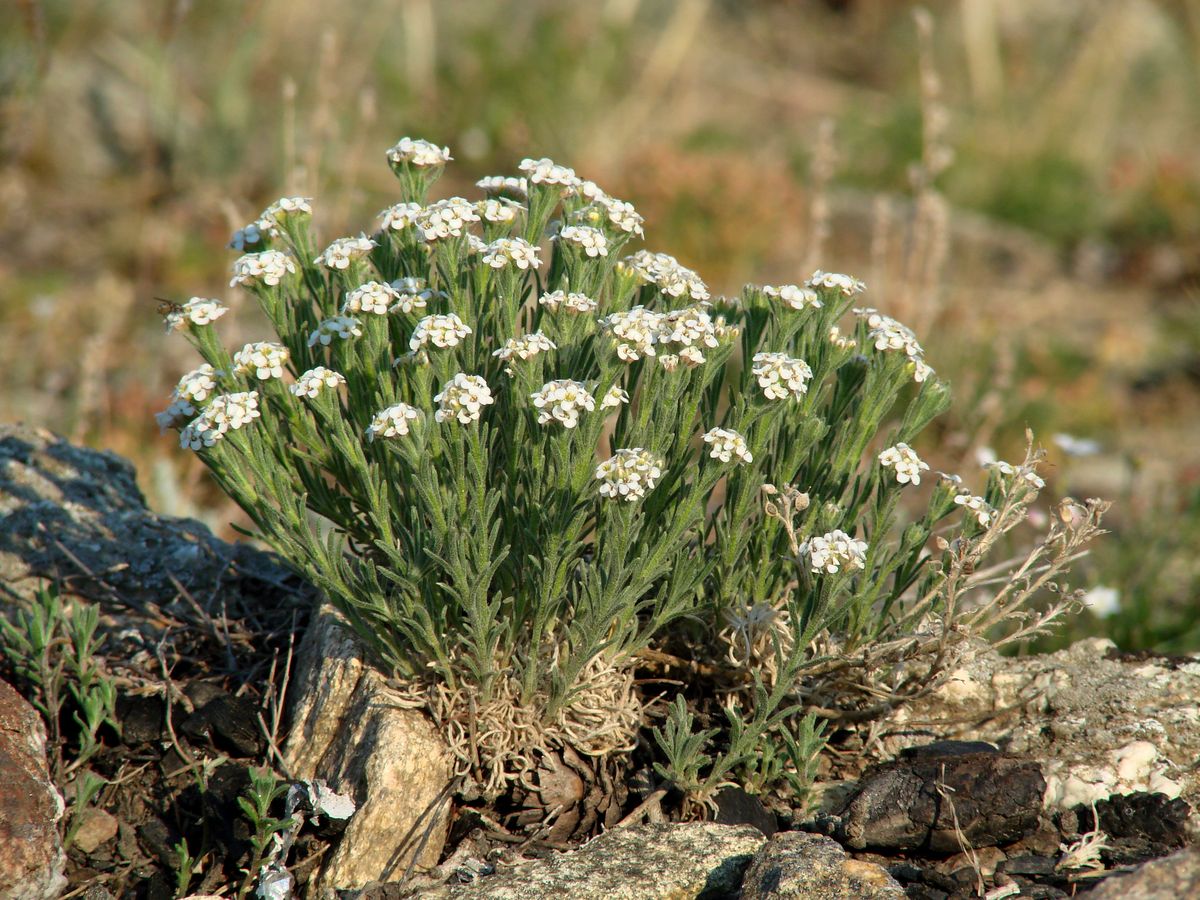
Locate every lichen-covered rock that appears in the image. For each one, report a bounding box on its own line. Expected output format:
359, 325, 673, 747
423, 823, 764, 900
284, 605, 454, 891
1082, 845, 1200, 899
740, 832, 905, 900
0, 678, 66, 900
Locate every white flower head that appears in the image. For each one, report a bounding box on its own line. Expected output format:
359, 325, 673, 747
595, 448, 664, 502
807, 270, 866, 296
600, 306, 666, 362
155, 398, 195, 432
494, 332, 556, 373
386, 137, 452, 168
1081, 585, 1121, 618
802, 529, 868, 575
413, 198, 480, 242
174, 364, 219, 403
600, 385, 629, 410
434, 373, 494, 424
230, 250, 296, 288
555, 225, 609, 258
314, 236, 377, 270
623, 250, 710, 301
573, 179, 608, 202
233, 342, 289, 380
878, 443, 930, 486
342, 281, 400, 316
290, 367, 346, 399
828, 325, 857, 350
379, 202, 424, 232
703, 427, 753, 465
763, 284, 823, 311
476, 175, 529, 200
482, 237, 542, 270
661, 306, 720, 351
182, 390, 261, 448
530, 379, 595, 429
165, 297, 228, 333
596, 196, 644, 236
410, 313, 472, 351
229, 222, 268, 251
260, 196, 312, 227
751, 352, 813, 401
478, 198, 522, 224
388, 276, 440, 314
366, 403, 421, 440
955, 492, 994, 527
518, 157, 581, 189
539, 290, 597, 314
179, 414, 224, 451
308, 316, 363, 347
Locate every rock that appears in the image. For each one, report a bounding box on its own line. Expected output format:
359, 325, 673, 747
739, 831, 905, 900
714, 786, 778, 837
1082, 845, 1200, 899
424, 822, 764, 899
71, 806, 119, 854
0, 678, 67, 900
283, 604, 454, 891
833, 747, 1044, 852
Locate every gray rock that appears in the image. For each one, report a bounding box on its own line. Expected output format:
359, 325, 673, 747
740, 832, 905, 900
0, 678, 66, 900
425, 823, 764, 899
284, 605, 454, 891
1081, 845, 1200, 899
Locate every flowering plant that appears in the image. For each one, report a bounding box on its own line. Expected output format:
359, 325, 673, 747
161, 139, 1104, 807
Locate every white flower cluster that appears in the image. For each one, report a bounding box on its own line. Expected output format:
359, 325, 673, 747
260, 196, 312, 226
315, 236, 377, 270
878, 443, 930, 486
623, 250, 710, 302
342, 281, 399, 316
762, 284, 822, 312
751, 352, 813, 401
476, 175, 529, 199
555, 225, 608, 258
494, 332, 556, 373
856, 308, 934, 383
481, 237, 542, 270
595, 448, 663, 502
573, 180, 607, 202
308, 316, 363, 347
531, 379, 596, 428
389, 276, 439, 314
413, 198, 480, 242
434, 374, 494, 424
164, 297, 228, 333
703, 428, 753, 464
807, 270, 866, 296
828, 325, 857, 350
366, 403, 421, 440
179, 391, 260, 450
156, 363, 220, 430
595, 196, 644, 236
233, 341, 290, 380
478, 198, 521, 224
539, 290, 596, 314
600, 385, 629, 409
518, 157, 581, 189
291, 367, 346, 399
386, 137, 451, 168
982, 455, 1046, 491
955, 492, 994, 527
379, 202, 424, 232
599, 306, 665, 362
230, 250, 296, 288
803, 529, 868, 575
660, 305, 720, 365
410, 313, 472, 351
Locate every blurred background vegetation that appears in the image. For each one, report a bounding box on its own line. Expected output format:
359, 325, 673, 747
2, 0, 1198, 651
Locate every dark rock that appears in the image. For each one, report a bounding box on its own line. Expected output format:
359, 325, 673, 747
136, 817, 179, 870
115, 693, 166, 745
182, 691, 264, 758
739, 831, 905, 899
714, 786, 778, 837
1080, 792, 1190, 849
0, 678, 66, 900
998, 854, 1058, 876
835, 747, 1045, 852
900, 741, 999, 758
1082, 845, 1200, 899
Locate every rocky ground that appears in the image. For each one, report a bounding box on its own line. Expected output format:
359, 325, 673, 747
2, 423, 1198, 900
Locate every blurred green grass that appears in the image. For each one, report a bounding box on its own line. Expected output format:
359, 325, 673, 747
2, 0, 1199, 650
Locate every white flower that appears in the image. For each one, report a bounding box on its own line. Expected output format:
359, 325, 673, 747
379, 202, 424, 231
802, 529, 868, 575
413, 198, 480, 242
260, 196, 312, 226
596, 196, 644, 236
828, 325, 857, 350
410, 313, 472, 351
1053, 433, 1102, 457
434, 373, 494, 424
229, 222, 267, 251
595, 448, 663, 502
574, 179, 608, 202
233, 342, 289, 380
763, 284, 823, 311
518, 157, 581, 189
539, 290, 596, 314
531, 379, 595, 429
703, 428, 753, 464
366, 403, 421, 440
481, 237, 542, 270
342, 281, 400, 316
476, 175, 529, 199
600, 385, 629, 410
984, 457, 1046, 491
623, 250, 710, 301
478, 198, 522, 224
955, 492, 994, 527
600, 306, 666, 362
165, 297, 228, 333
659, 354, 680, 372
314, 236, 376, 270
180, 390, 261, 450
308, 316, 363, 347
175, 364, 219, 403
155, 398, 195, 432
388, 277, 440, 314
386, 137, 452, 167
180, 414, 224, 450
807, 270, 866, 296
751, 352, 813, 401
661, 306, 720, 350
910, 357, 935, 383
878, 443, 930, 486
230, 250, 296, 288
678, 346, 706, 367
494, 332, 556, 372
555, 225, 609, 258
290, 367, 346, 399
1081, 585, 1121, 618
